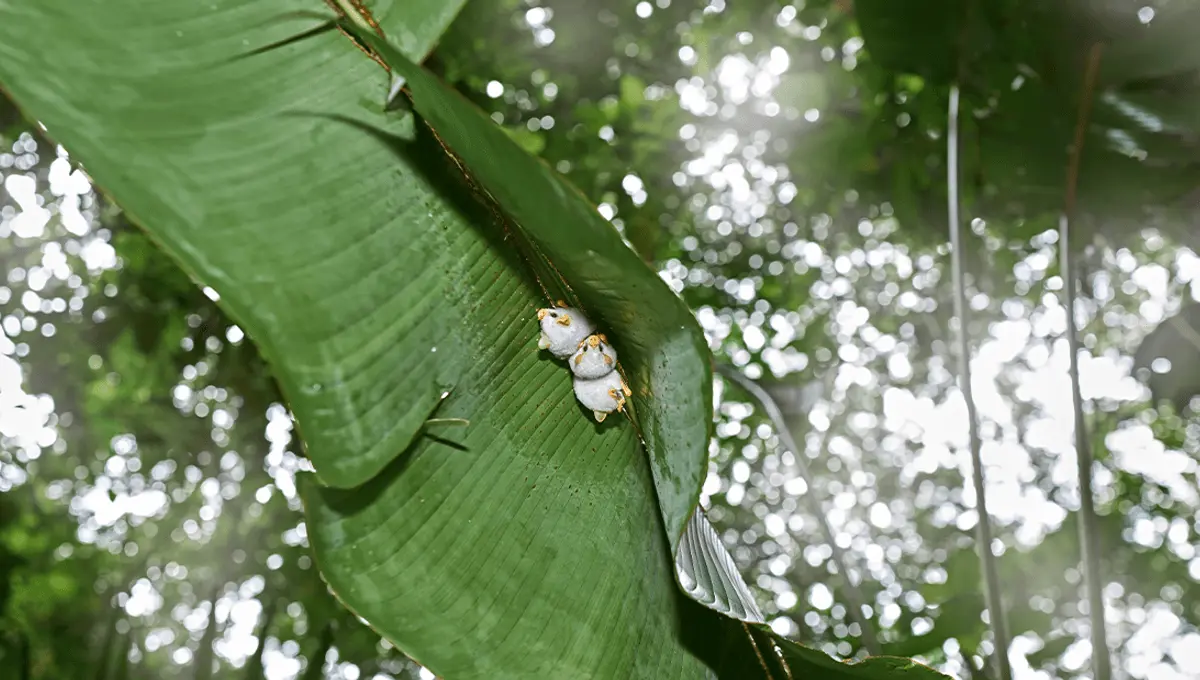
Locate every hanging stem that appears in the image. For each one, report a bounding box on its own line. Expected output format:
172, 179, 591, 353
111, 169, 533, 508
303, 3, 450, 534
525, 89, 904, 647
716, 364, 882, 657
1061, 42, 1112, 680
946, 83, 1013, 680
742, 622, 778, 680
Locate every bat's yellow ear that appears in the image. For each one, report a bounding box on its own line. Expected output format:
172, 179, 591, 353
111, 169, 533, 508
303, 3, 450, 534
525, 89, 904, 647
556, 299, 567, 308
537, 308, 548, 320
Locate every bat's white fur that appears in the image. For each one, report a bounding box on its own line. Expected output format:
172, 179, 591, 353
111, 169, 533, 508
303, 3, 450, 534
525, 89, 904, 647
569, 334, 618, 380
572, 371, 626, 422
537, 305, 594, 358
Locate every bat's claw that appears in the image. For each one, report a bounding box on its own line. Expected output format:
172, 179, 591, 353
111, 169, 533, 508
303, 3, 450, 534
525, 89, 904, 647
609, 388, 627, 412
593, 410, 608, 423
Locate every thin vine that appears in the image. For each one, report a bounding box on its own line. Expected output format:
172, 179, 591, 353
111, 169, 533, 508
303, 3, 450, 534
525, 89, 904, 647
946, 83, 1014, 680
1061, 42, 1113, 680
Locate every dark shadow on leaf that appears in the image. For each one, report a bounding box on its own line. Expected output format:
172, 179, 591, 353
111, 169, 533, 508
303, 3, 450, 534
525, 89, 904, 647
421, 431, 468, 452
309, 436, 424, 515
226, 16, 339, 62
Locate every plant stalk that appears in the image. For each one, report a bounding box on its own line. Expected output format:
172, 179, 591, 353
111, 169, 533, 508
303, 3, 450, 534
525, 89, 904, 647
947, 83, 1013, 680
1061, 42, 1113, 680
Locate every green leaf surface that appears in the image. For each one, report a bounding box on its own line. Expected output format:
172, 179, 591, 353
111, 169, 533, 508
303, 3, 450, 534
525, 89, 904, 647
0, 0, 468, 491
366, 30, 712, 551
368, 0, 466, 59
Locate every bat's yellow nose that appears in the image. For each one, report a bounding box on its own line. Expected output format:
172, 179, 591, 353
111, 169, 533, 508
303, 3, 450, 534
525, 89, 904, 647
587, 334, 600, 347
556, 314, 571, 327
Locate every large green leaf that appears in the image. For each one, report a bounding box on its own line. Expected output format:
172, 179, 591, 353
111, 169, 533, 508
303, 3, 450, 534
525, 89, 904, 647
339, 18, 728, 570
0, 0, 467, 491
0, 1, 953, 677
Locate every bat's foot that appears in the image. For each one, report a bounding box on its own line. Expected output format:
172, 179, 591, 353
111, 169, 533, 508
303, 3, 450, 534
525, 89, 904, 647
609, 388, 627, 412
620, 379, 631, 397
593, 410, 608, 423
538, 334, 550, 350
